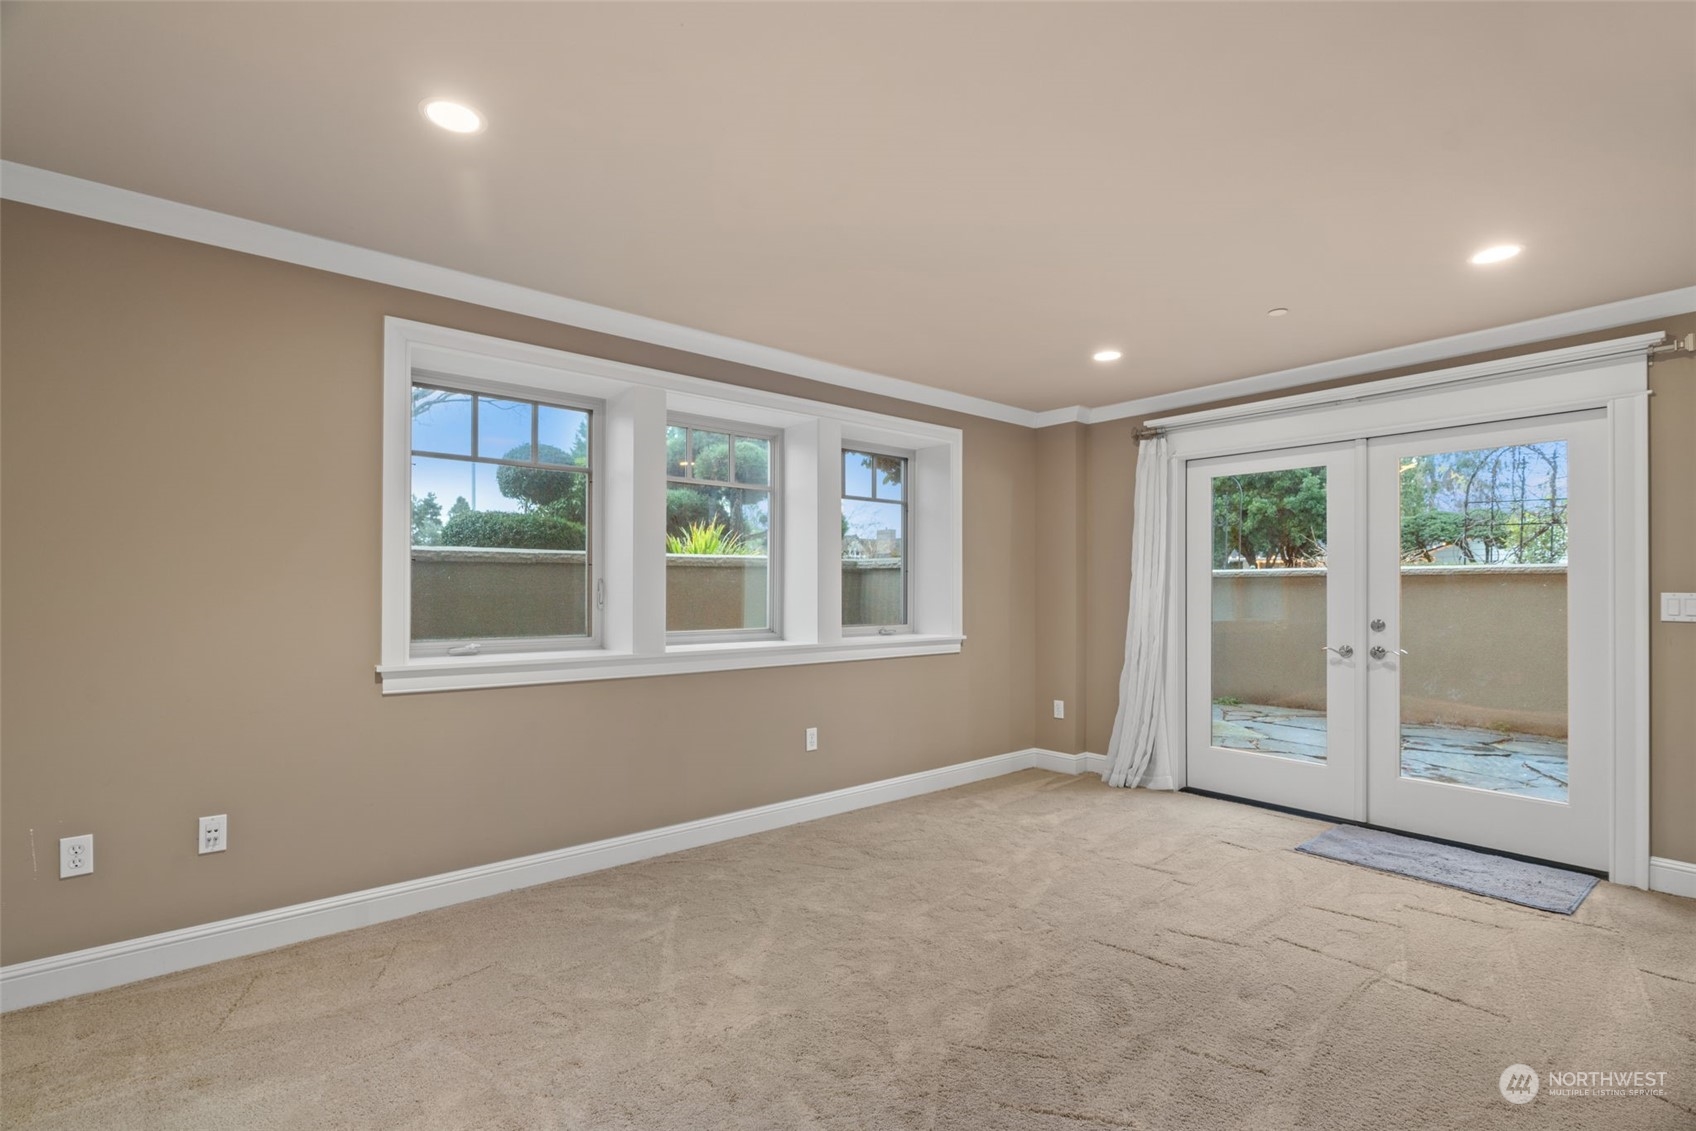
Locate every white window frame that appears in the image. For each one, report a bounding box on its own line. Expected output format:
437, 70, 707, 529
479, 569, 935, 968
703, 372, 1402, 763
664, 414, 783, 643
380, 318, 964, 694
839, 442, 913, 635
407, 373, 605, 657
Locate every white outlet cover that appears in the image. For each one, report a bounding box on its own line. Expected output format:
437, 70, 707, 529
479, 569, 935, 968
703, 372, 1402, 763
60, 834, 93, 878
805, 727, 819, 752
199, 814, 228, 854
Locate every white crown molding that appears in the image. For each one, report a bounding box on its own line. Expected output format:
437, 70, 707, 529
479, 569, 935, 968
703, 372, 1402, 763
1145, 332, 1664, 433
1649, 857, 1696, 900
0, 748, 1105, 1012
1029, 406, 1089, 429
4, 161, 1689, 432
1059, 286, 1696, 428
0, 161, 1036, 427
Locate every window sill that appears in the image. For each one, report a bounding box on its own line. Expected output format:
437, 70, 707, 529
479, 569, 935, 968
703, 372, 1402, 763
377, 634, 966, 695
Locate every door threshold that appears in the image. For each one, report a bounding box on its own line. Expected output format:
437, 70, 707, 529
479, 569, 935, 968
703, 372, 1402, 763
1181, 787, 1607, 879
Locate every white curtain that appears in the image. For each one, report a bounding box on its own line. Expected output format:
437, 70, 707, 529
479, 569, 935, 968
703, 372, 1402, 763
1105, 434, 1174, 789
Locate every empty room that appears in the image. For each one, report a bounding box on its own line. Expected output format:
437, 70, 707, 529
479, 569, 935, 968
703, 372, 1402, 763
3, 3, 1694, 1128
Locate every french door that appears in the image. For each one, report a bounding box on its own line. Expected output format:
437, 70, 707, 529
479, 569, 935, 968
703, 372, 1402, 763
1186, 443, 1363, 819
1186, 412, 1611, 871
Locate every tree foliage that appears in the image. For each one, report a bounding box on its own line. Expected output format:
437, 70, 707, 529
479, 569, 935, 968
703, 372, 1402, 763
411, 493, 444, 546
664, 429, 770, 549
495, 443, 586, 516
1210, 445, 1569, 569
1398, 444, 1567, 564
1211, 469, 1327, 567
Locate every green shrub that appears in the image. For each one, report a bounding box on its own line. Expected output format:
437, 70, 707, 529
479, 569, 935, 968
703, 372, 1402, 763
666, 522, 756, 556
442, 509, 585, 551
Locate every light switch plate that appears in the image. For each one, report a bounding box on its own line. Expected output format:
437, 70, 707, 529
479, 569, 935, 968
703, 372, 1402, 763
1661, 593, 1696, 623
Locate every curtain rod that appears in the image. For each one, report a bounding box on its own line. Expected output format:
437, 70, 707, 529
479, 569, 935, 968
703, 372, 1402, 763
1649, 332, 1696, 361
1130, 331, 1692, 442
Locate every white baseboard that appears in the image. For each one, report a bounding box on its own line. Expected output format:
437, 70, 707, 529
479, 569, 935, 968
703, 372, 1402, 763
1648, 857, 1696, 899
1030, 749, 1109, 777
0, 748, 1103, 1012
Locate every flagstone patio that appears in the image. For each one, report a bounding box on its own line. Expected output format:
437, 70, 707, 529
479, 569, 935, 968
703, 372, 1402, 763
1210, 703, 1569, 801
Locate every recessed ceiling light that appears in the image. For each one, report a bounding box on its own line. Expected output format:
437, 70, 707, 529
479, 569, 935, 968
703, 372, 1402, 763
1266, 307, 1289, 318
1469, 244, 1522, 265
421, 99, 485, 134
1092, 349, 1122, 363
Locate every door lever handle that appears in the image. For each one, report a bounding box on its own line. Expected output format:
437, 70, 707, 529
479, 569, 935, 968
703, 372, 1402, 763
1369, 646, 1409, 660
1322, 645, 1354, 658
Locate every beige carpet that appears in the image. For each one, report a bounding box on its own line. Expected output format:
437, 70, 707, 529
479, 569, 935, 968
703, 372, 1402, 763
3, 771, 1693, 1129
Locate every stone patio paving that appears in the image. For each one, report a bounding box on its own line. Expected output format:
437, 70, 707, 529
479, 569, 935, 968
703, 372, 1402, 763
1211, 703, 1569, 801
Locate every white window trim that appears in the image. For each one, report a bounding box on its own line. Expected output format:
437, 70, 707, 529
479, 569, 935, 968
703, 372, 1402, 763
380, 318, 964, 694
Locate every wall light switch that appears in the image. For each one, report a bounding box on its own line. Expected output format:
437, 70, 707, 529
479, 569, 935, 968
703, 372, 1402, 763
1053, 700, 1065, 719
1661, 593, 1696, 623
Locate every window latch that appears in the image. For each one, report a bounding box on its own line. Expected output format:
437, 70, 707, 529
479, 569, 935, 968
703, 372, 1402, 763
446, 643, 481, 657
878, 626, 898, 636
596, 578, 605, 610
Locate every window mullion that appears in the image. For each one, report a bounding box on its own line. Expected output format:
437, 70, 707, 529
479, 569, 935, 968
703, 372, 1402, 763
604, 384, 668, 656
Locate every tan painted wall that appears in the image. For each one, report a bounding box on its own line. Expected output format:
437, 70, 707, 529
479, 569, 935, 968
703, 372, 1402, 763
0, 203, 1039, 965
1033, 424, 1087, 752
1081, 311, 1696, 862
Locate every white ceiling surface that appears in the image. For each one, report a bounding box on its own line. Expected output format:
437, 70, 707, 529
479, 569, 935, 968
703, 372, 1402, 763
3, 3, 1693, 413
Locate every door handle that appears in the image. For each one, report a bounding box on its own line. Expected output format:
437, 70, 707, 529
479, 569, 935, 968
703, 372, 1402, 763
1369, 646, 1409, 660
1322, 645, 1354, 658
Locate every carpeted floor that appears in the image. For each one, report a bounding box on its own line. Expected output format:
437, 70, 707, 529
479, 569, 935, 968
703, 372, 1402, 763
3, 771, 1693, 1129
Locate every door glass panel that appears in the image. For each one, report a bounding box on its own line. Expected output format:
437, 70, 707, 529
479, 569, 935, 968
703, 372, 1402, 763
1397, 442, 1568, 801
1210, 468, 1329, 761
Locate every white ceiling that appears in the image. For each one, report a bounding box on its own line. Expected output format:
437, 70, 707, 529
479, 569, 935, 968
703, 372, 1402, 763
3, 2, 1693, 412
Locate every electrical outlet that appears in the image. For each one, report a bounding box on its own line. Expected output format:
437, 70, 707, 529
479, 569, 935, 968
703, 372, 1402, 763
60, 834, 93, 878
1053, 699, 1065, 719
199, 814, 228, 855
805, 727, 819, 752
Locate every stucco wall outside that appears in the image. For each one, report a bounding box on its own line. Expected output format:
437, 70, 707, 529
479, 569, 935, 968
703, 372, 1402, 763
1211, 566, 1568, 734
411, 552, 903, 638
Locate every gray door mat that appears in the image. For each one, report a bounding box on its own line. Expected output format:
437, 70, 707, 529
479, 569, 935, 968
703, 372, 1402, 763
1295, 824, 1599, 914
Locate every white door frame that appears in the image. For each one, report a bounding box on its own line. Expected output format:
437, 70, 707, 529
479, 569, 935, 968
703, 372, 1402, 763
1153, 333, 1658, 886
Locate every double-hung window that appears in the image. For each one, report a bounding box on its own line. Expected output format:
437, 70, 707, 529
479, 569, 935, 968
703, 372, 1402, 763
408, 384, 598, 653
381, 318, 963, 693
841, 448, 909, 631
665, 422, 778, 636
